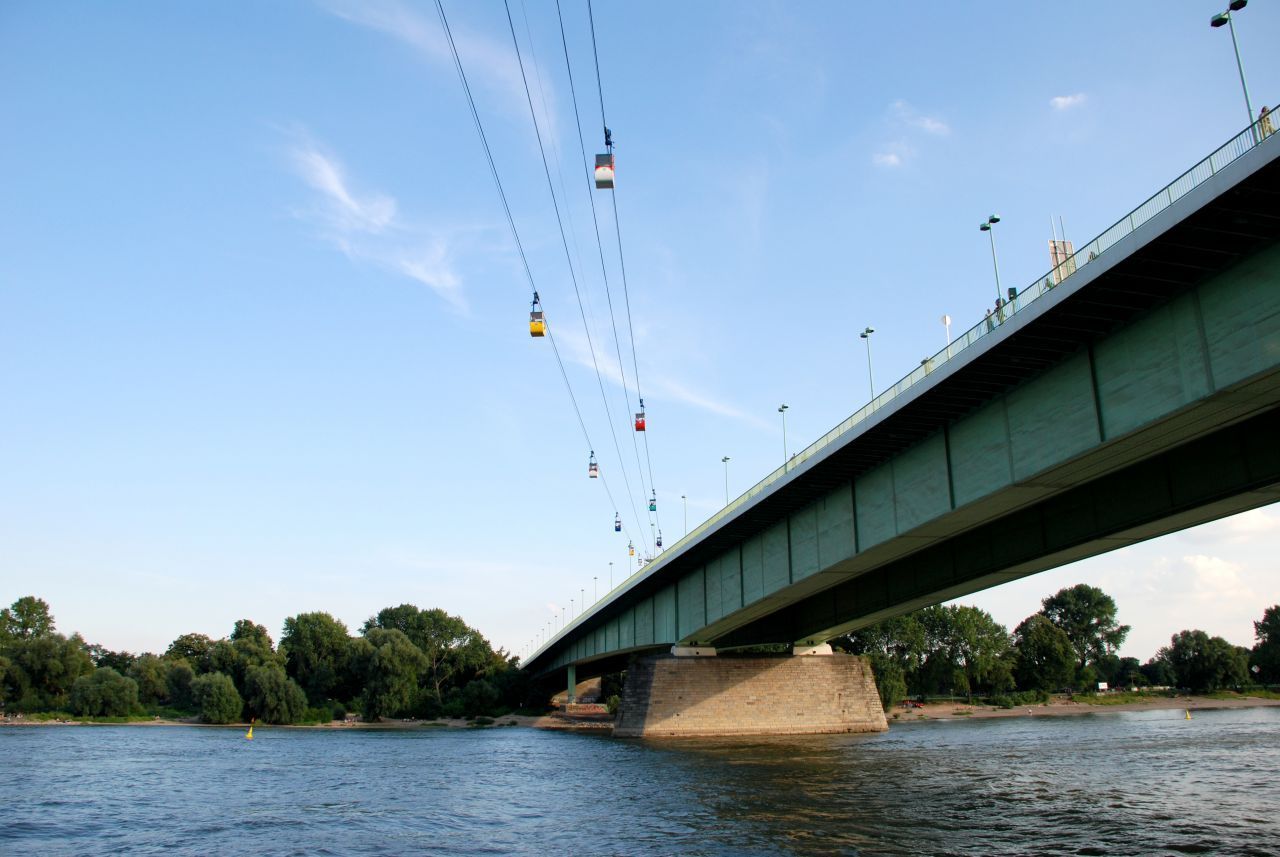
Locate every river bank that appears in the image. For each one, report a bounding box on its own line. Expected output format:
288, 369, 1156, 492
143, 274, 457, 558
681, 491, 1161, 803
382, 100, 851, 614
892, 692, 1280, 723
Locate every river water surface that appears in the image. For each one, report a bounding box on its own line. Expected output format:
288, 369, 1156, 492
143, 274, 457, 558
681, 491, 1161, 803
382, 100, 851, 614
4, 707, 1279, 856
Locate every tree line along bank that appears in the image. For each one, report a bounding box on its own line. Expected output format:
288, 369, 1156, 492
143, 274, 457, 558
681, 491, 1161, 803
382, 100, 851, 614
1, 586, 1277, 723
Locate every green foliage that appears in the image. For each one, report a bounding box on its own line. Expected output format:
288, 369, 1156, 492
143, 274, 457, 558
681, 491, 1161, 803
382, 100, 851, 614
605, 694, 621, 716
915, 605, 1014, 699
190, 672, 243, 724
165, 660, 196, 710
1, 596, 55, 640
1012, 614, 1076, 691
88, 645, 136, 674
70, 667, 139, 717
243, 663, 308, 725
165, 633, 215, 673
1167, 629, 1249, 692
330, 701, 347, 721
988, 689, 1050, 709
281, 612, 356, 705
357, 627, 428, 721
1251, 604, 1280, 683
865, 652, 908, 711
1040, 584, 1130, 670
460, 679, 500, 718
363, 605, 493, 703
127, 654, 169, 705
1141, 651, 1177, 686
3, 632, 95, 711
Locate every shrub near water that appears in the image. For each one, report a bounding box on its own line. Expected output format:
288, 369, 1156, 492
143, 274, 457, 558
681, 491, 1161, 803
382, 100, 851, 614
70, 667, 139, 717
190, 672, 243, 724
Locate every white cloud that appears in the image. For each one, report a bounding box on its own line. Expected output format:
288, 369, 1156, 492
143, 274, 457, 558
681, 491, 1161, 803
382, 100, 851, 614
286, 134, 466, 310
1050, 93, 1087, 111
872, 151, 903, 168
891, 100, 950, 136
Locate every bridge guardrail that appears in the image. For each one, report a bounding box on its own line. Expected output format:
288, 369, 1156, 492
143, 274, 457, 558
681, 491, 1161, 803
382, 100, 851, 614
528, 110, 1276, 665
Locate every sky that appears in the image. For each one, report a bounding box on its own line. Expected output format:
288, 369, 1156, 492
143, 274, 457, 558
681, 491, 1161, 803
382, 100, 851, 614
2, 1, 1278, 664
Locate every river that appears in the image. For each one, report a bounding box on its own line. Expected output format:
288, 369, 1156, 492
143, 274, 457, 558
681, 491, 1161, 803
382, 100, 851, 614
4, 707, 1278, 856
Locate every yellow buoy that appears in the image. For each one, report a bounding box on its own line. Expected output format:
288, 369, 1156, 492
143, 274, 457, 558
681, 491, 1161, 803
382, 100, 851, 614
1185, 709, 1192, 720
246, 718, 255, 740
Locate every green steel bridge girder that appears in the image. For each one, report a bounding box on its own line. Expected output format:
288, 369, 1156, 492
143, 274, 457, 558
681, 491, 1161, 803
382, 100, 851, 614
534, 236, 1280, 680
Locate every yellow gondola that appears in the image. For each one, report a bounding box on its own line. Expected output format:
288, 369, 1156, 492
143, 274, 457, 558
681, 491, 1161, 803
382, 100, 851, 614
529, 292, 546, 337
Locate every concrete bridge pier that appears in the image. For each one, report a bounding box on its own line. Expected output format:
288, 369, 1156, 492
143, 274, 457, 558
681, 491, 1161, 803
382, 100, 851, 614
612, 645, 887, 738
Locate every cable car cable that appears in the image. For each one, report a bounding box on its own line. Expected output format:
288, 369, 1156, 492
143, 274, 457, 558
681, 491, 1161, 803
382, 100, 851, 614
434, 0, 643, 548
502, 0, 651, 552
554, 0, 657, 537
586, 0, 662, 537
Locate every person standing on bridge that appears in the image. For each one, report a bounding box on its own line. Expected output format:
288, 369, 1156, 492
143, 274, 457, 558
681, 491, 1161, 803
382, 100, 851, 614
995, 295, 1006, 323
1259, 106, 1274, 138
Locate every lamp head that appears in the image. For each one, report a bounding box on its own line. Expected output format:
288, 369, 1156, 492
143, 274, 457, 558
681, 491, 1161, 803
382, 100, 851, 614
1211, 11, 1229, 26
778, 404, 788, 412
979, 222, 991, 231
860, 326, 875, 338
1230, 0, 1247, 11
988, 214, 1000, 224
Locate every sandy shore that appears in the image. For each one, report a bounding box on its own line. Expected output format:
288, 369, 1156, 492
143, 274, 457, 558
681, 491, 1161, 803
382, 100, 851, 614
891, 694, 1280, 723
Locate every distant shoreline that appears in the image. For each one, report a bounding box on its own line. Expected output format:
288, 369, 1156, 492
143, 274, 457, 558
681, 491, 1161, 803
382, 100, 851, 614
6, 694, 1277, 732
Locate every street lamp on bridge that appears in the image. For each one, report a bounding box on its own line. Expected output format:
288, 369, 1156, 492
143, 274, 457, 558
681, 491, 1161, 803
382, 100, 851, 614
1211, 0, 1257, 142
859, 327, 876, 399
721, 456, 731, 507
778, 404, 789, 468
979, 215, 1002, 302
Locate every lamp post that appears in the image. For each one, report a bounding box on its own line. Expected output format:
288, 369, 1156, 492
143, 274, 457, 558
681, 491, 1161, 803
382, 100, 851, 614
681, 494, 687, 537
721, 456, 731, 506
593, 576, 598, 602
778, 404, 789, 469
979, 215, 1002, 302
609, 561, 614, 591
1211, 0, 1256, 142
570, 597, 574, 619
580, 588, 584, 614
859, 327, 876, 399
942, 314, 952, 347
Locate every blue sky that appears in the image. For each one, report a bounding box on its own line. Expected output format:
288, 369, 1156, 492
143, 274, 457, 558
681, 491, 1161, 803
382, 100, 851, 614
2, 1, 1278, 661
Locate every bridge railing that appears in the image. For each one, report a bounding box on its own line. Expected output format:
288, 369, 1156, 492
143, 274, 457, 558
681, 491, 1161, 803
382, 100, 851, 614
529, 111, 1275, 665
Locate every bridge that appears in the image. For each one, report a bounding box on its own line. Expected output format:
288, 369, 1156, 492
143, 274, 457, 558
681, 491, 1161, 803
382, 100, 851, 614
523, 120, 1280, 734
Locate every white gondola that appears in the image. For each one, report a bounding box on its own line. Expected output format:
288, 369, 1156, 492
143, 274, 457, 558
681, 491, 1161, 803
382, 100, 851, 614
594, 153, 615, 189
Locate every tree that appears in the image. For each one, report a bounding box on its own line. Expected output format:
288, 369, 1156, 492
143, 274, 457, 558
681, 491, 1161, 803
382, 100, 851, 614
1012, 614, 1076, 691
1, 596, 55, 640
88, 645, 136, 674
3, 632, 94, 711
208, 620, 283, 695
916, 605, 1013, 699
1166, 630, 1249, 692
364, 605, 493, 703
166, 660, 196, 711
1040, 584, 1130, 670
280, 612, 354, 704
243, 663, 307, 724
836, 614, 926, 708
1251, 604, 1280, 683
165, 633, 215, 673
70, 667, 139, 717
357, 628, 428, 721
190, 672, 243, 724
127, 654, 170, 705
1141, 650, 1177, 687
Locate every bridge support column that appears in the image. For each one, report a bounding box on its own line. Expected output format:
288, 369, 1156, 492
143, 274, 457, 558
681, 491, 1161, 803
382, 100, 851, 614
566, 664, 576, 704
614, 651, 887, 738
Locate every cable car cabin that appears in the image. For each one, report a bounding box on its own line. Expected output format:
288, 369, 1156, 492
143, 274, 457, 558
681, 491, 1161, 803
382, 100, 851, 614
594, 153, 615, 189
588, 452, 598, 478
614, 515, 622, 532
529, 310, 546, 337
634, 411, 646, 432
628, 541, 635, 557
656, 531, 663, 549
648, 491, 657, 512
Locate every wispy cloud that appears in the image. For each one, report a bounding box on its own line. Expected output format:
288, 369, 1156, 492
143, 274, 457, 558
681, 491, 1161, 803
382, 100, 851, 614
320, 0, 557, 134
286, 133, 464, 309
892, 100, 951, 136
1050, 93, 1087, 111
872, 101, 947, 168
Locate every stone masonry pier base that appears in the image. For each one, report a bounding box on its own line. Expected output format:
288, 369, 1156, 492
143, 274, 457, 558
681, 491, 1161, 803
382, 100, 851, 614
613, 652, 887, 738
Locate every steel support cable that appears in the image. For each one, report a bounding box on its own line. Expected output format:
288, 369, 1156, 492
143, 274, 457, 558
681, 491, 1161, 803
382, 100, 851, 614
554, 0, 655, 536
502, 0, 650, 552
586, 0, 662, 543
434, 0, 640, 549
